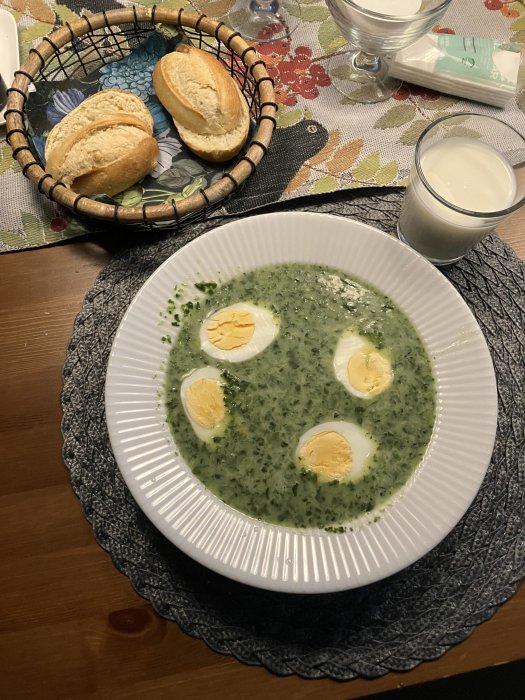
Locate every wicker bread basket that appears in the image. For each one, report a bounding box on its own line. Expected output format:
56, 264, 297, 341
5, 7, 277, 225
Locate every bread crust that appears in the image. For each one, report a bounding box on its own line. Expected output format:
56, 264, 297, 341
153, 45, 250, 162
45, 89, 154, 159
175, 94, 250, 163
72, 135, 159, 196
47, 114, 158, 196
153, 45, 242, 136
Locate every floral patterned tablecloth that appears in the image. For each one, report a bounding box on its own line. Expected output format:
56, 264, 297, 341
0, 0, 524, 251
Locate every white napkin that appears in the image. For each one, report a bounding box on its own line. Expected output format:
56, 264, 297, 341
389, 33, 521, 108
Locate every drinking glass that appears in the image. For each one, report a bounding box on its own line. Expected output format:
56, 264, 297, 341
228, 1, 300, 42
325, 0, 452, 103
397, 113, 525, 265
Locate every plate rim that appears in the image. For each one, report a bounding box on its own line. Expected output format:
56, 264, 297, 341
105, 211, 498, 593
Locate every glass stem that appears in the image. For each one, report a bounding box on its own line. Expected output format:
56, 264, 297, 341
352, 52, 383, 75
250, 0, 280, 12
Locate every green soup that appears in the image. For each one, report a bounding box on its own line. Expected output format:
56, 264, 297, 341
165, 263, 435, 530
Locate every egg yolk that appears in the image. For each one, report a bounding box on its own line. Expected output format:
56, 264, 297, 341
185, 378, 225, 428
347, 344, 392, 396
298, 431, 353, 483
207, 309, 255, 350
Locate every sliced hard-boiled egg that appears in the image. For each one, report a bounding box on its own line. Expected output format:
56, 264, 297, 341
200, 302, 279, 362
295, 421, 376, 484
334, 331, 393, 399
180, 366, 228, 442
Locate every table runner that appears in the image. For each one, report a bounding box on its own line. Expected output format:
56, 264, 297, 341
61, 192, 525, 679
1, 0, 525, 251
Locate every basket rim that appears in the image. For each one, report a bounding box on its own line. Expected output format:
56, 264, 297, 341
5, 6, 277, 224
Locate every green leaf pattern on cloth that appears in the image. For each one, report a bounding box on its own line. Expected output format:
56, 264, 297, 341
318, 18, 347, 54
311, 175, 339, 194
287, 5, 330, 22
276, 108, 304, 128
399, 120, 430, 146
374, 105, 418, 129
1, 0, 525, 250
0, 142, 20, 177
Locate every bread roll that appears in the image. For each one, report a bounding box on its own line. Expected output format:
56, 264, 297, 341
153, 45, 250, 162
46, 114, 158, 197
45, 89, 154, 160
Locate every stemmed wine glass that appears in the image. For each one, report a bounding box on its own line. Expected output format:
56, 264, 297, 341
325, 0, 453, 103
228, 0, 301, 43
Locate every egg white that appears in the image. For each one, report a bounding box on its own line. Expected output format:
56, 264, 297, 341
200, 302, 279, 362
295, 420, 376, 484
180, 366, 228, 443
333, 331, 392, 399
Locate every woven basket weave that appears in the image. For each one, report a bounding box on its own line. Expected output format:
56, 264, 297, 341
5, 7, 277, 225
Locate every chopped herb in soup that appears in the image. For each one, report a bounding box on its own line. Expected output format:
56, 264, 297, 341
164, 263, 435, 529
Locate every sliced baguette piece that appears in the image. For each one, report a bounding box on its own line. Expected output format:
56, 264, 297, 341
153, 45, 250, 162
47, 114, 158, 196
153, 45, 243, 136
45, 89, 154, 160
175, 94, 250, 163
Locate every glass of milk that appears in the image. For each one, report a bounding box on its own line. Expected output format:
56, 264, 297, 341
397, 113, 525, 265
325, 0, 452, 103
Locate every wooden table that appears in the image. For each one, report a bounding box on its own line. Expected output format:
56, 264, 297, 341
1, 205, 524, 700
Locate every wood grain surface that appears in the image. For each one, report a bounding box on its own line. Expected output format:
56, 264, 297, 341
1, 206, 524, 700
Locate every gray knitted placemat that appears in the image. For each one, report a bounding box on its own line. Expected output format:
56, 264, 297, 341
61, 190, 525, 680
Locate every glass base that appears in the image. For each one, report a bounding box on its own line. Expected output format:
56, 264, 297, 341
397, 226, 461, 266
229, 1, 300, 42
328, 49, 400, 104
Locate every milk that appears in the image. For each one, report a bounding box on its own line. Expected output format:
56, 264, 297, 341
326, 0, 424, 52
354, 0, 421, 14
398, 137, 517, 263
